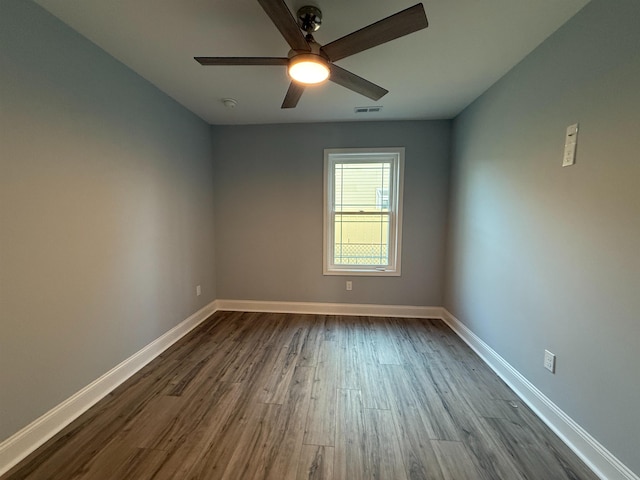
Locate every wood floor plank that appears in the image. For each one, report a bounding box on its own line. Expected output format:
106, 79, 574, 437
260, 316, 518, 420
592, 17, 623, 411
380, 317, 424, 365
108, 448, 168, 480
335, 389, 367, 480
482, 416, 593, 480
335, 317, 362, 390
435, 360, 511, 420
257, 317, 307, 390
401, 363, 460, 441
148, 381, 245, 479
382, 365, 446, 480
406, 319, 448, 358
492, 398, 600, 479
74, 445, 167, 480
157, 310, 228, 363
321, 315, 339, 342
219, 402, 281, 480
297, 445, 334, 480
183, 391, 268, 479
235, 346, 282, 398
335, 386, 408, 480
297, 315, 325, 367
432, 440, 484, 480
258, 344, 301, 404
354, 320, 391, 410
303, 340, 338, 446
362, 407, 409, 480
217, 341, 273, 384
222, 366, 314, 480
460, 355, 519, 401
166, 351, 216, 396
441, 394, 528, 480
116, 394, 183, 450
137, 374, 234, 452
263, 365, 315, 480
388, 409, 445, 480
3, 312, 599, 480
369, 316, 404, 365
180, 352, 284, 479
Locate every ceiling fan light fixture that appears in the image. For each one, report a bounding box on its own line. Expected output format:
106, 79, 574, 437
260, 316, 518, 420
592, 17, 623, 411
288, 54, 329, 85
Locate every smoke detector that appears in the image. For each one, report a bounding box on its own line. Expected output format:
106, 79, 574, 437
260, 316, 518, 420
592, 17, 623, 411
222, 98, 238, 108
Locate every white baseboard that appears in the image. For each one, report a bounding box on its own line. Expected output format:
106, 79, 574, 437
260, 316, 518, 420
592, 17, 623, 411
215, 299, 444, 319
0, 300, 218, 477
441, 309, 639, 480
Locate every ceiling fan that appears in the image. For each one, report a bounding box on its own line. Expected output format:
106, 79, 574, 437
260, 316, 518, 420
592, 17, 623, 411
195, 0, 428, 109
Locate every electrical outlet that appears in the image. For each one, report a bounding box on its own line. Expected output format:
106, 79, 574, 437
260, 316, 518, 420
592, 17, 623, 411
196, 285, 201, 296
544, 350, 556, 373
346, 281, 352, 291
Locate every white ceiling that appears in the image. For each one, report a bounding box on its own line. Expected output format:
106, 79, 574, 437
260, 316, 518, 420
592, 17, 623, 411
34, 0, 590, 125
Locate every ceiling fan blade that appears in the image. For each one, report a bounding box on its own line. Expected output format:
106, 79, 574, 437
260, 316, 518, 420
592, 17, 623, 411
281, 82, 306, 109
329, 64, 388, 101
257, 0, 311, 52
320, 3, 428, 62
195, 57, 289, 66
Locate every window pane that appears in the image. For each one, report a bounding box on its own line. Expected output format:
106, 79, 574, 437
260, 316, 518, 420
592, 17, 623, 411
334, 213, 390, 265
334, 162, 390, 213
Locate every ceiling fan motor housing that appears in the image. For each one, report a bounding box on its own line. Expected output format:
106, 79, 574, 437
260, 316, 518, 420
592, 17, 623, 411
297, 6, 322, 33
287, 37, 328, 60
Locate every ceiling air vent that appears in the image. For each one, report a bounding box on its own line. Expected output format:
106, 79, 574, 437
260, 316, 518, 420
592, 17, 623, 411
354, 106, 383, 114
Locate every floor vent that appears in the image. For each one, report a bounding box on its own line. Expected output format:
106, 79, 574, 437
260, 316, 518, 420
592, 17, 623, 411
354, 106, 383, 114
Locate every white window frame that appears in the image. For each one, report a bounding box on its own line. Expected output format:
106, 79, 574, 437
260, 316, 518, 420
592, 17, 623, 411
323, 147, 404, 276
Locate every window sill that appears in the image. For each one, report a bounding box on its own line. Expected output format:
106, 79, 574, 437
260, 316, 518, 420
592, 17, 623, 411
323, 268, 401, 277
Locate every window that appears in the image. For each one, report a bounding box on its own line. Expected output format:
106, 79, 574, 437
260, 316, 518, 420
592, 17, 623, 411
323, 148, 404, 276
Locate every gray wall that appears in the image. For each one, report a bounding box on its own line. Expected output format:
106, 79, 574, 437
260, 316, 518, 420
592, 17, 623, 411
0, 0, 216, 441
212, 121, 451, 306
445, 0, 640, 473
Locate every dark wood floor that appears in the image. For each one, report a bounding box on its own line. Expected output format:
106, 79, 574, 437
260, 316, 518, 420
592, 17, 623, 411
3, 311, 598, 480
